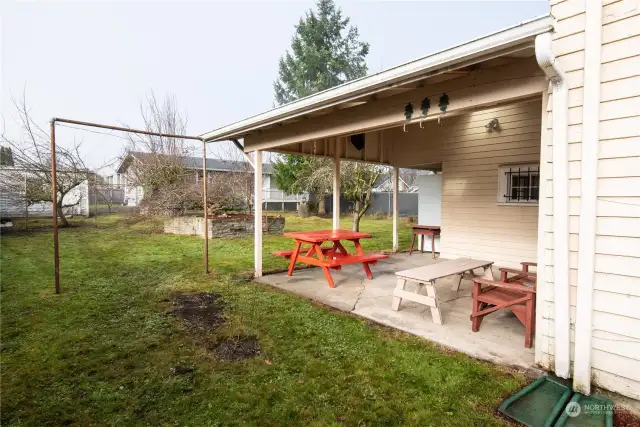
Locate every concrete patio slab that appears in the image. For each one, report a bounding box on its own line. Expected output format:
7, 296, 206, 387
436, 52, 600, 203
258, 252, 535, 369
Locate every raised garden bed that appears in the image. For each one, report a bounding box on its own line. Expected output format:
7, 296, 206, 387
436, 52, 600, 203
164, 214, 285, 238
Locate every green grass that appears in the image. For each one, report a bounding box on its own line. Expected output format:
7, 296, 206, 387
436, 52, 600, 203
1, 214, 526, 426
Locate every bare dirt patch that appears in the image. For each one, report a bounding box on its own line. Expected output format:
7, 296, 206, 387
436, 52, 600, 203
615, 409, 640, 427
170, 292, 225, 332
211, 336, 261, 362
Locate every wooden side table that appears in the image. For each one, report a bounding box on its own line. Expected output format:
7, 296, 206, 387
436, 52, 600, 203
409, 225, 441, 258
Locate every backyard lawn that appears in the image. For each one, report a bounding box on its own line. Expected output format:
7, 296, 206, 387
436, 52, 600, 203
1, 214, 528, 426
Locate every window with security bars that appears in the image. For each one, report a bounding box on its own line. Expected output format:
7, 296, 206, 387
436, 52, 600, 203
497, 164, 540, 204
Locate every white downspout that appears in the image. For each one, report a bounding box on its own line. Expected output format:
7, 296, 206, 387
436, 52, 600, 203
535, 31, 571, 379
573, 0, 602, 395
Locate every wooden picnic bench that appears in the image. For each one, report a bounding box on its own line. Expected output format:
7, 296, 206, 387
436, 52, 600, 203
471, 262, 537, 348
393, 258, 494, 324
274, 229, 388, 288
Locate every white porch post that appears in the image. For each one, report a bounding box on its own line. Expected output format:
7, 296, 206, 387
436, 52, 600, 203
392, 166, 399, 251
333, 139, 341, 230
254, 150, 263, 278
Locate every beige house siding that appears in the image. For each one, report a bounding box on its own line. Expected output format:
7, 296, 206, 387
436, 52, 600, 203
384, 99, 542, 269
438, 101, 542, 268
592, 0, 640, 399
540, 0, 640, 399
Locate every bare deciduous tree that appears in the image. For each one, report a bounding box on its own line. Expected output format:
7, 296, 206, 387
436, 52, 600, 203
208, 142, 255, 214
124, 93, 256, 216
272, 154, 332, 215
1, 94, 91, 227
123, 92, 195, 215
297, 157, 332, 215
272, 153, 385, 230
341, 161, 385, 231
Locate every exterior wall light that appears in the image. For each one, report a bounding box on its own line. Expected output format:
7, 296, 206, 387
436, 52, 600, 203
485, 118, 500, 132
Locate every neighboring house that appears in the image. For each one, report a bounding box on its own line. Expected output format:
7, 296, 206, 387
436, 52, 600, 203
200, 3, 640, 401
0, 166, 90, 219
114, 152, 302, 209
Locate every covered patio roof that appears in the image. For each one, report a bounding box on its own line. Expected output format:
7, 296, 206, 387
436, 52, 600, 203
200, 14, 554, 145
198, 11, 576, 390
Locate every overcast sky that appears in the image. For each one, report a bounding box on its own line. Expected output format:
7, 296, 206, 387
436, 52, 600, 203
1, 0, 548, 174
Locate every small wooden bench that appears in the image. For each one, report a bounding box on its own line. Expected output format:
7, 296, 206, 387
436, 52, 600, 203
409, 225, 441, 259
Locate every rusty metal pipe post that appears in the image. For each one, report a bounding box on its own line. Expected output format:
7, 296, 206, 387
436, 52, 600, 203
54, 118, 203, 141
50, 119, 61, 294
46, 116, 207, 290
202, 139, 209, 274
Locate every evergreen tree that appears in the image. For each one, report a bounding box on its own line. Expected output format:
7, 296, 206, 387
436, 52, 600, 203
273, 0, 370, 105
272, 0, 371, 219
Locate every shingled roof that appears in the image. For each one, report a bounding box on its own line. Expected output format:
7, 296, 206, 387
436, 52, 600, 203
117, 151, 273, 174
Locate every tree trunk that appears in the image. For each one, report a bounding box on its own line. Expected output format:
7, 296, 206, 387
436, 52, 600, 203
352, 200, 361, 231
318, 196, 326, 216
56, 202, 69, 227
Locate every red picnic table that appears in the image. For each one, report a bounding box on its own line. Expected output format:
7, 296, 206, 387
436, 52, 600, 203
273, 229, 388, 288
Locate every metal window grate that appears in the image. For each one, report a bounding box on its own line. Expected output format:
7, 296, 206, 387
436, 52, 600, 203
504, 166, 540, 202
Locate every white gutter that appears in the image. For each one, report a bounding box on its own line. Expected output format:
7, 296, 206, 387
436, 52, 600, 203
202, 15, 554, 142
535, 32, 571, 379
573, 0, 602, 395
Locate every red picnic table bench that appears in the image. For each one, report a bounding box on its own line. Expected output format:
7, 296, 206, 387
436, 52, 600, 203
273, 229, 388, 288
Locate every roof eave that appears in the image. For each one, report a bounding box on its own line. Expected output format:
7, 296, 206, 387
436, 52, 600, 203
115, 153, 135, 174
201, 14, 554, 143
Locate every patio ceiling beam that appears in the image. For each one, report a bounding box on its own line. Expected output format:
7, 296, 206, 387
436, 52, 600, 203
244, 60, 546, 154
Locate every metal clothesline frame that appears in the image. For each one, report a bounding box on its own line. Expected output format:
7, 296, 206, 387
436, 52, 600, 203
49, 117, 210, 294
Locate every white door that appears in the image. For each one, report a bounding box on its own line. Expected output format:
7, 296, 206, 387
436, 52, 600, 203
417, 173, 442, 252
